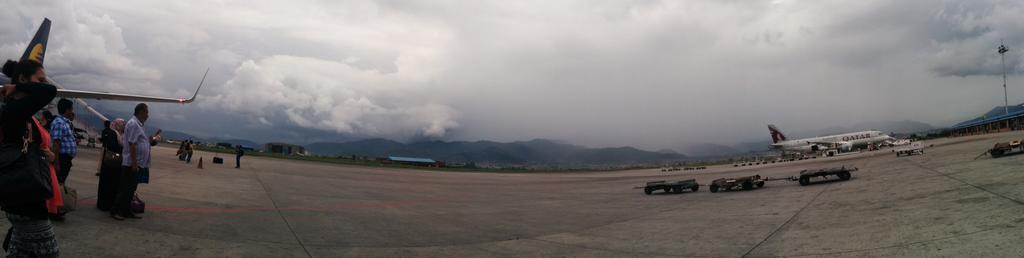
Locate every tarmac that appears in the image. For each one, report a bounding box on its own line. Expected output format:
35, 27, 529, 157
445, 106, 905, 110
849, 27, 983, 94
3, 131, 1024, 257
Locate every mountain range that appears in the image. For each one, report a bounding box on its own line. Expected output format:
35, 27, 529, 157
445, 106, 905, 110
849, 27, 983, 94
307, 139, 688, 167
162, 131, 687, 167
161, 119, 936, 166
161, 130, 260, 148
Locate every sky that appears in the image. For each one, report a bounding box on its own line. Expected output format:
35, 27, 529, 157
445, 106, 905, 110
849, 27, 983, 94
1, 0, 1022, 152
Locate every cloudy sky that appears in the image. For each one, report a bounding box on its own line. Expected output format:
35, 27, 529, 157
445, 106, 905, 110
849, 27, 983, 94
2, 0, 1022, 151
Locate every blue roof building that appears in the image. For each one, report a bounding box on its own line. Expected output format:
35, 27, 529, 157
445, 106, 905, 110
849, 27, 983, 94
951, 104, 1024, 136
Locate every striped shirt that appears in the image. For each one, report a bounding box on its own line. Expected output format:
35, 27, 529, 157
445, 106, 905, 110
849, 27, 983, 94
49, 115, 76, 157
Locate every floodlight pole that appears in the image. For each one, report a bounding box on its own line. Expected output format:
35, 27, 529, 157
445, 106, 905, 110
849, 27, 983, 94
999, 42, 1009, 115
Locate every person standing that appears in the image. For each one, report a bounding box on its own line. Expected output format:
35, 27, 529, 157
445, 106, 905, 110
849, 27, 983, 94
97, 119, 125, 211
185, 140, 194, 164
34, 117, 65, 222
1, 59, 60, 257
40, 110, 54, 131
50, 98, 76, 185
235, 145, 244, 168
176, 140, 186, 161
97, 120, 114, 176
112, 103, 158, 220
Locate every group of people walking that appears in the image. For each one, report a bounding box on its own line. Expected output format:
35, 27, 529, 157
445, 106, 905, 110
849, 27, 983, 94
0, 59, 160, 256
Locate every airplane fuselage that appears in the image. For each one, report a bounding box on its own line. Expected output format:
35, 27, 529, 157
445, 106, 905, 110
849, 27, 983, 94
771, 130, 890, 153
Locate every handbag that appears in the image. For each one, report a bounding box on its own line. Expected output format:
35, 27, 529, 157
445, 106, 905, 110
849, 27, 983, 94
0, 123, 54, 206
102, 149, 122, 167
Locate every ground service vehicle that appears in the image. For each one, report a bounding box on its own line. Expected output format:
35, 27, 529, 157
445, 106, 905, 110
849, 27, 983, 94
641, 179, 699, 195
895, 142, 925, 157
710, 175, 765, 193
988, 140, 1023, 158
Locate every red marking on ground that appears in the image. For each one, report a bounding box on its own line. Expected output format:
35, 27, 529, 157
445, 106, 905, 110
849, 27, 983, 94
76, 198, 443, 214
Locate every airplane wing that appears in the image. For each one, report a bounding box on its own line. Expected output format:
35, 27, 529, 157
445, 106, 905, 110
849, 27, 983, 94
807, 141, 843, 145
48, 69, 207, 104
805, 141, 852, 151
1, 69, 207, 104
54, 88, 199, 103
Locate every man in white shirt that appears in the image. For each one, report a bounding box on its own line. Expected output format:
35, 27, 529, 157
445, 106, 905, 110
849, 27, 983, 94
112, 103, 160, 220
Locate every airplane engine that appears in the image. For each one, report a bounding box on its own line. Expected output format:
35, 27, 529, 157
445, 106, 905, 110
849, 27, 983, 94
839, 142, 853, 152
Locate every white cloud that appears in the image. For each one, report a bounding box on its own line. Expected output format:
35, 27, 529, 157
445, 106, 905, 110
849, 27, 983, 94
207, 55, 458, 139
3, 0, 1023, 150
0, 1, 162, 94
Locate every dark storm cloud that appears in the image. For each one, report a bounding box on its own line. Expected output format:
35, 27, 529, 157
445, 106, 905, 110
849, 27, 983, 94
2, 0, 1022, 153
926, 0, 1024, 77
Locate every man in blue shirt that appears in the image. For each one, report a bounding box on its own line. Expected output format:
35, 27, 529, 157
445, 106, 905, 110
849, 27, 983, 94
50, 98, 76, 184
112, 103, 160, 220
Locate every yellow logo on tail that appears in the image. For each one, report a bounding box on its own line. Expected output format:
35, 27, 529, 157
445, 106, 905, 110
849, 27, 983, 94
28, 44, 45, 63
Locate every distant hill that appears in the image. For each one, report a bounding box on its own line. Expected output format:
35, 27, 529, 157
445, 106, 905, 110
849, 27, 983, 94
677, 141, 772, 158
677, 143, 742, 158
208, 139, 261, 148
792, 120, 935, 138
981, 105, 1024, 118
161, 130, 202, 142
305, 139, 687, 167
161, 130, 260, 148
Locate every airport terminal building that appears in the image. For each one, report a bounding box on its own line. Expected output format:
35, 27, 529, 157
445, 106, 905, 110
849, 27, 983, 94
952, 105, 1024, 136
265, 142, 307, 155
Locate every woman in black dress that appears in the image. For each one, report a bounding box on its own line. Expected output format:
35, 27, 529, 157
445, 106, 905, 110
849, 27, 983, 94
1, 59, 59, 257
97, 118, 125, 211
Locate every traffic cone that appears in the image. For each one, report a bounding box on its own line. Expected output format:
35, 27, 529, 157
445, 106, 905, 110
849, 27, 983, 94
197, 157, 203, 169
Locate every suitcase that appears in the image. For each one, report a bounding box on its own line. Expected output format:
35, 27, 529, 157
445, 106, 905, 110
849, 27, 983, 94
130, 194, 145, 214
213, 157, 224, 164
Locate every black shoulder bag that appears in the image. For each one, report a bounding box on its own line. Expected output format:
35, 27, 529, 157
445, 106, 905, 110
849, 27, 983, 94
0, 121, 55, 206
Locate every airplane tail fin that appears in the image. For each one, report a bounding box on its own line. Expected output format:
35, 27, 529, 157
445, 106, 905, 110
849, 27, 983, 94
20, 18, 51, 65
768, 124, 787, 144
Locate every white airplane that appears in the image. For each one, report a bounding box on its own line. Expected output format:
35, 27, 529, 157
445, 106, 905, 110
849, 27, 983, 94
1, 18, 204, 110
768, 124, 893, 155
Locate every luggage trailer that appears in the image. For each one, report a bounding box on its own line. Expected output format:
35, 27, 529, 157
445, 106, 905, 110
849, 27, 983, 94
765, 166, 857, 186
637, 179, 700, 195
636, 166, 857, 195
988, 140, 1024, 158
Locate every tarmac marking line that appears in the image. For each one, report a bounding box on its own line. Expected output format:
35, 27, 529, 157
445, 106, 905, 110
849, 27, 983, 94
904, 160, 1024, 206
740, 182, 833, 258
60, 209, 302, 247
253, 171, 314, 258
784, 227, 998, 257
526, 238, 696, 257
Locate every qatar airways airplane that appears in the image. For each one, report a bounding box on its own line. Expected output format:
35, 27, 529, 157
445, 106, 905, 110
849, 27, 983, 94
768, 124, 893, 155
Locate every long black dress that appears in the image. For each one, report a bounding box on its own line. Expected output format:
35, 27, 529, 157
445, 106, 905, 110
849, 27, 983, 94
96, 127, 122, 211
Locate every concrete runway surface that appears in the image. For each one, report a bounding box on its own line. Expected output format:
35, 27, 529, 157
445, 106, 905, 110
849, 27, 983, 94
3, 132, 1024, 257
